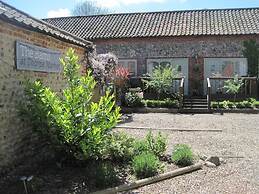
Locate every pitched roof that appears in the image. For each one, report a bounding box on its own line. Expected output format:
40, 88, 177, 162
0, 1, 92, 47
44, 8, 259, 40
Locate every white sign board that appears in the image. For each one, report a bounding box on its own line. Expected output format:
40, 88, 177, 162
16, 41, 61, 72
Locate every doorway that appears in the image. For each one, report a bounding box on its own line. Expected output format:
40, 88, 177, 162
188, 56, 204, 97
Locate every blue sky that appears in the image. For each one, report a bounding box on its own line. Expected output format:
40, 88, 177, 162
3, 0, 259, 18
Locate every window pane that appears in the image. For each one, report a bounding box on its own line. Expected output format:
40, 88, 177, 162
118, 61, 126, 67
128, 61, 136, 76
118, 59, 137, 77
148, 61, 159, 73
160, 61, 171, 68
222, 61, 234, 77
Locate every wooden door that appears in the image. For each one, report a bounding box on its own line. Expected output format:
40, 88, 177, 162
188, 56, 204, 96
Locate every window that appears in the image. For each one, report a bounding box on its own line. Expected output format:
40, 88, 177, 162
118, 59, 137, 77
204, 58, 248, 78
146, 58, 189, 95
204, 58, 248, 94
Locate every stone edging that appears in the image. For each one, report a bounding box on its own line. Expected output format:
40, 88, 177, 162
115, 126, 222, 132
213, 109, 259, 114
90, 163, 203, 194
121, 107, 179, 113
121, 107, 259, 114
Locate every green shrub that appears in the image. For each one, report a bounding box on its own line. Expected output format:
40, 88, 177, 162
104, 132, 135, 162
223, 75, 244, 102
247, 98, 256, 108
236, 101, 246, 109
125, 91, 144, 107
20, 48, 121, 160
144, 99, 179, 108
227, 101, 235, 109
212, 99, 256, 109
94, 162, 120, 189
211, 102, 218, 109
218, 102, 224, 108
146, 131, 167, 157
132, 152, 160, 178
171, 144, 194, 166
222, 100, 229, 109
250, 98, 259, 107
143, 65, 179, 100
133, 131, 167, 157
133, 140, 149, 156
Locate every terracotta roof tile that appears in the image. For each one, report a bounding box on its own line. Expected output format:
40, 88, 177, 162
44, 7, 259, 40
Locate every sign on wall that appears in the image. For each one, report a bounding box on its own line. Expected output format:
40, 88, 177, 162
16, 41, 62, 73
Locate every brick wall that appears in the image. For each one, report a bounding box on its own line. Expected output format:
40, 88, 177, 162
94, 35, 259, 95
94, 35, 259, 76
0, 20, 88, 171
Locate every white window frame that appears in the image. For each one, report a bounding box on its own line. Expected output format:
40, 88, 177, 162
204, 57, 248, 94
118, 59, 137, 77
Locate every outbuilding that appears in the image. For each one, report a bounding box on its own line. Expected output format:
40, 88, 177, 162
45, 8, 259, 96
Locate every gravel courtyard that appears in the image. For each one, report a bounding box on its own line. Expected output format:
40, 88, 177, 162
117, 113, 259, 194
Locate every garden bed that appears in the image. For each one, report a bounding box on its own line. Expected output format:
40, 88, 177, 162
211, 98, 259, 113
0, 157, 200, 194
121, 107, 179, 113
212, 108, 259, 114
115, 113, 259, 193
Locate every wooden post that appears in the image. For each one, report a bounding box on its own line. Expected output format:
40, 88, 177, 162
207, 78, 211, 110
179, 77, 185, 110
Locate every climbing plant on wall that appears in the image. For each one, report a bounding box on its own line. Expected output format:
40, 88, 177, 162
243, 39, 259, 77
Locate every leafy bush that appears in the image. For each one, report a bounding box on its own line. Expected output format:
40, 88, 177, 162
93, 162, 120, 189
146, 132, 167, 157
227, 101, 235, 109
248, 98, 257, 107
143, 65, 179, 100
104, 132, 135, 162
211, 102, 218, 109
125, 91, 144, 107
222, 100, 229, 109
254, 101, 259, 107
243, 39, 259, 76
236, 101, 246, 109
133, 140, 149, 156
133, 132, 167, 157
223, 75, 243, 102
144, 99, 179, 108
21, 48, 121, 160
171, 144, 194, 166
132, 152, 160, 178
211, 99, 256, 109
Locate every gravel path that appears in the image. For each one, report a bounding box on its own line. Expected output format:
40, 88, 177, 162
117, 113, 259, 194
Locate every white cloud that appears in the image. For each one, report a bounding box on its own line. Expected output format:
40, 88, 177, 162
95, 0, 166, 8
47, 8, 71, 18
72, 0, 187, 9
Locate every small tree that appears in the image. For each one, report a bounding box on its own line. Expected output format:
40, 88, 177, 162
243, 39, 259, 77
143, 65, 179, 100
72, 0, 110, 16
223, 75, 244, 103
21, 48, 120, 160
